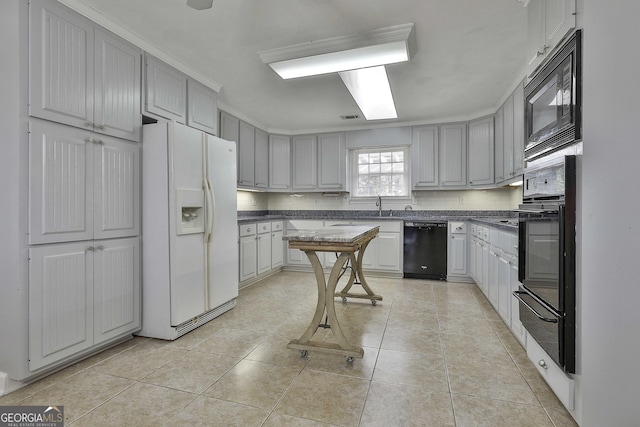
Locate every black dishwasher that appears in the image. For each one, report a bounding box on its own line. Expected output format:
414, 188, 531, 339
403, 222, 447, 280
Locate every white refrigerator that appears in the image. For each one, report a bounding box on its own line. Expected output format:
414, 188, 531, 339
139, 121, 238, 340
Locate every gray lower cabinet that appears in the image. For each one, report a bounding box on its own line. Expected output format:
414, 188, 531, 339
28, 237, 140, 371
239, 221, 284, 286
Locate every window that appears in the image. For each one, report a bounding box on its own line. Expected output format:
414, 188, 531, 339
350, 146, 410, 197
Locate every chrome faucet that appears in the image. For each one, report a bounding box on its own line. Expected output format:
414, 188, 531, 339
376, 195, 382, 217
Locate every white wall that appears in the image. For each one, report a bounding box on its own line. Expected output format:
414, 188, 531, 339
581, 1, 640, 425
236, 187, 521, 212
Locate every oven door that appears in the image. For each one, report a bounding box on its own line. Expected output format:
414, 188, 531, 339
513, 287, 564, 368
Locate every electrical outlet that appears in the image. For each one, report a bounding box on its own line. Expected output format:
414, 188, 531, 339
459, 195, 464, 204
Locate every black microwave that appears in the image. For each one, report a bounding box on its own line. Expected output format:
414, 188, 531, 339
524, 30, 582, 161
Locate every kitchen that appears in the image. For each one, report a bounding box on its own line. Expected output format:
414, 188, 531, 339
0, 1, 639, 426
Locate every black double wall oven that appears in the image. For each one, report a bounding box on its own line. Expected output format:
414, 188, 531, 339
514, 155, 576, 373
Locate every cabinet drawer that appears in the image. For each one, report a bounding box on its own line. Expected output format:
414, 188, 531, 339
527, 337, 575, 410
449, 221, 467, 234
271, 221, 283, 232
239, 223, 256, 237
257, 222, 271, 234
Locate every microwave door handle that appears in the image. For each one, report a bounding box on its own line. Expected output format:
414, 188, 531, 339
513, 291, 559, 323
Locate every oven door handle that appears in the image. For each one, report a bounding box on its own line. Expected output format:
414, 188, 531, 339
514, 209, 559, 214
512, 291, 559, 323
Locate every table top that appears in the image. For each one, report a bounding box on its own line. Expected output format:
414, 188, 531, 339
283, 224, 379, 244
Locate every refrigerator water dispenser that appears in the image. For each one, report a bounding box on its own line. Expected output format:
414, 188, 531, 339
176, 188, 205, 235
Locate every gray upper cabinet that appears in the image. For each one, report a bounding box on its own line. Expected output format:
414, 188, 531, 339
412, 125, 439, 188
238, 121, 256, 187
502, 95, 515, 179
468, 117, 494, 187
512, 83, 525, 177
187, 79, 218, 135
494, 106, 505, 183
269, 135, 291, 190
144, 54, 187, 124
292, 135, 317, 190
439, 123, 467, 187
526, 0, 576, 75
254, 129, 269, 189
29, 0, 141, 142
317, 132, 346, 190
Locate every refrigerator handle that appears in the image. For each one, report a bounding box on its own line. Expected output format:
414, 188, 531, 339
206, 178, 215, 242
204, 178, 214, 243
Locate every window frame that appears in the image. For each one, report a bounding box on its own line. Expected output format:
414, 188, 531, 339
348, 145, 412, 201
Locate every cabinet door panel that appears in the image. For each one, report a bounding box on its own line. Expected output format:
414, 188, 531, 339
448, 234, 467, 276
187, 79, 218, 135
145, 55, 186, 123
468, 117, 494, 186
94, 29, 141, 141
318, 133, 346, 189
29, 242, 94, 370
238, 121, 256, 187
29, 121, 94, 244
239, 235, 257, 282
494, 107, 504, 182
512, 83, 525, 176
292, 135, 317, 190
29, 0, 94, 129
439, 124, 467, 187
269, 135, 291, 190
412, 126, 439, 187
94, 237, 140, 344
94, 136, 140, 240
376, 233, 400, 271
257, 233, 272, 275
503, 95, 515, 178
254, 129, 269, 189
271, 231, 283, 268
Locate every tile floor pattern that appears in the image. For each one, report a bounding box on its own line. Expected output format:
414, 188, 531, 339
0, 272, 579, 426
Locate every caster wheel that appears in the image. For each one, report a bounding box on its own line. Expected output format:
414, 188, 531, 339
300, 350, 308, 357
342, 297, 347, 303
346, 356, 354, 363
371, 300, 377, 306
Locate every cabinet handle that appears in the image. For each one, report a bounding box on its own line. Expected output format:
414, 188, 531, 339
95, 245, 104, 251
456, 226, 462, 230
85, 121, 94, 128
86, 246, 94, 252
96, 124, 105, 130
85, 137, 104, 145
246, 228, 251, 232
538, 359, 548, 369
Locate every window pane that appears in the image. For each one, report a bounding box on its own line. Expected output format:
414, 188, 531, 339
369, 152, 380, 164
392, 151, 404, 162
369, 163, 380, 173
353, 147, 408, 198
381, 163, 392, 173
358, 153, 369, 164
380, 152, 392, 163
392, 162, 404, 173
359, 165, 369, 174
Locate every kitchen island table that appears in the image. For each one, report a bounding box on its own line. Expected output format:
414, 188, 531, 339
283, 224, 381, 361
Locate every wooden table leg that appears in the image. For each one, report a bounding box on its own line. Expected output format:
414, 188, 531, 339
287, 250, 364, 361
334, 239, 383, 305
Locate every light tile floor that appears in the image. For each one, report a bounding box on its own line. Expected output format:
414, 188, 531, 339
0, 272, 579, 426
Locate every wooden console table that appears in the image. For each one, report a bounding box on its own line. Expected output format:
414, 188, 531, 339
282, 225, 381, 362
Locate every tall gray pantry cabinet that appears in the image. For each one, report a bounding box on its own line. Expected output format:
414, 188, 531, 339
19, 0, 142, 379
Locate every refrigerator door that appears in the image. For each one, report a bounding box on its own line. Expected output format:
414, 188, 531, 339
205, 135, 239, 309
169, 123, 207, 325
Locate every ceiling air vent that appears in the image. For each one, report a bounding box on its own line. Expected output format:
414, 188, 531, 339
340, 114, 360, 120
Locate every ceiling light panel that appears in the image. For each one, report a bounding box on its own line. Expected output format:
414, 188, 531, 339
339, 66, 397, 120
259, 23, 415, 79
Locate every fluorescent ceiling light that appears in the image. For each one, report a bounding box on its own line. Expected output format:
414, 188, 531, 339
339, 66, 397, 120
186, 0, 213, 10
258, 23, 415, 79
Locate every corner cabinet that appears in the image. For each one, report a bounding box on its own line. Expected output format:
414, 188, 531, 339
439, 123, 467, 187
29, 0, 141, 142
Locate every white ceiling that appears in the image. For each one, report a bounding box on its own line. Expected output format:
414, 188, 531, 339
60, 0, 528, 134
